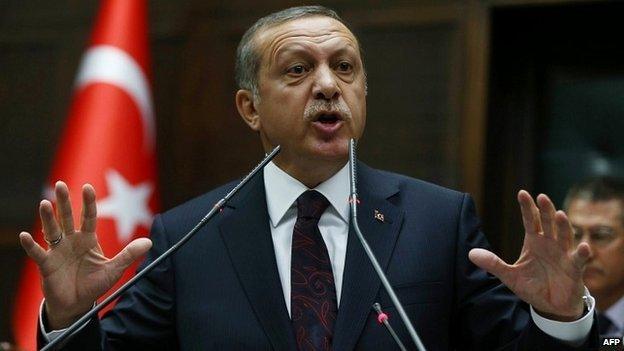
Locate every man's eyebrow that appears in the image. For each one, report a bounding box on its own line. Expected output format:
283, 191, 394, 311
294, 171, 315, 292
581, 223, 617, 231
593, 224, 616, 229
329, 46, 358, 58
274, 45, 312, 59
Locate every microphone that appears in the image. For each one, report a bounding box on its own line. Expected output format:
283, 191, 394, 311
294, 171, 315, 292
42, 145, 281, 351
348, 139, 427, 351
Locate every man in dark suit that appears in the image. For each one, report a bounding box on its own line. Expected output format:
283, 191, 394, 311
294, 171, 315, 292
564, 177, 624, 339
21, 6, 599, 350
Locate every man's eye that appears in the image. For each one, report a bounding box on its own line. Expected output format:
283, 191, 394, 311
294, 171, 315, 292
572, 227, 583, 241
337, 61, 353, 72
592, 227, 615, 241
287, 65, 307, 75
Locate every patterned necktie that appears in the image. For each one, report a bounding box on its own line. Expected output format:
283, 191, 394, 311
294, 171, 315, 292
598, 313, 616, 336
291, 190, 337, 351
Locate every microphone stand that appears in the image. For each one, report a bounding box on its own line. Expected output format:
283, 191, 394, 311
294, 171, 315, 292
42, 146, 281, 351
348, 139, 427, 351
373, 303, 407, 351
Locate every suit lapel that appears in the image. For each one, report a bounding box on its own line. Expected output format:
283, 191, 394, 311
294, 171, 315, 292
332, 163, 404, 351
218, 173, 296, 351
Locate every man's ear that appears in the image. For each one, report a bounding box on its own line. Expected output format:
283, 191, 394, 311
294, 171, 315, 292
236, 89, 261, 131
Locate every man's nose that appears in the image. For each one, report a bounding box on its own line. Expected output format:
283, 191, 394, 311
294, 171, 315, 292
576, 235, 595, 259
312, 65, 340, 100
577, 234, 591, 247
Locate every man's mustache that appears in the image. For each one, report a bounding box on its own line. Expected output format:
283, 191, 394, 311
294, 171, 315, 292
304, 100, 352, 121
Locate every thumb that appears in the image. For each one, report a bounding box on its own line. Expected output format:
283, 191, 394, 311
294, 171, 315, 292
110, 238, 153, 274
469, 248, 511, 281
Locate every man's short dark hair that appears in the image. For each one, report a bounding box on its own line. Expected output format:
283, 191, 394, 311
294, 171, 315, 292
234, 5, 355, 98
563, 177, 624, 224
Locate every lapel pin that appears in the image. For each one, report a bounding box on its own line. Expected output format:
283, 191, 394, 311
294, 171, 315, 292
374, 210, 385, 222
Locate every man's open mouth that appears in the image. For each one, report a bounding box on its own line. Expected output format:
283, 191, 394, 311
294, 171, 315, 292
315, 113, 341, 124
311, 111, 344, 135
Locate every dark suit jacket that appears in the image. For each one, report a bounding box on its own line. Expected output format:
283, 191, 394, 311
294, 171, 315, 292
40, 163, 599, 350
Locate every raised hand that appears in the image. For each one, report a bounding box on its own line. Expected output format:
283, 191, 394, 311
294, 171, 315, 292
469, 190, 592, 321
18, 181, 152, 329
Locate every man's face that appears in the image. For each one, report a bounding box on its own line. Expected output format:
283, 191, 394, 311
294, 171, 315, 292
249, 16, 366, 169
567, 199, 624, 304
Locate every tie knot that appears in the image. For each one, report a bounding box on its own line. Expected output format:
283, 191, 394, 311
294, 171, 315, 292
296, 190, 330, 220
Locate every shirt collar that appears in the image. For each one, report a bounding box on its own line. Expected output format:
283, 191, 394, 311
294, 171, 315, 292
263, 161, 350, 228
605, 294, 624, 331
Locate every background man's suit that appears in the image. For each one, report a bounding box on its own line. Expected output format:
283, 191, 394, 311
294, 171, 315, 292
40, 163, 599, 350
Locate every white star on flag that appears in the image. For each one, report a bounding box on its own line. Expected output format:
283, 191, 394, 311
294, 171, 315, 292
97, 169, 153, 243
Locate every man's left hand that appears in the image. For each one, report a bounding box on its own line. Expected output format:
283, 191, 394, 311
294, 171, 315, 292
469, 190, 592, 322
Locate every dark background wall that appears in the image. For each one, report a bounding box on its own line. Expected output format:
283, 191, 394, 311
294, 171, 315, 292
484, 1, 624, 259
1, 0, 621, 343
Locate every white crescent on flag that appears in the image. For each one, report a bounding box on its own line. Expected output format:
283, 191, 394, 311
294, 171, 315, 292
74, 45, 155, 149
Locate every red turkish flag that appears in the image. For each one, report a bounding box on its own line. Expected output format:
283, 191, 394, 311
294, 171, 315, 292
13, 1, 159, 349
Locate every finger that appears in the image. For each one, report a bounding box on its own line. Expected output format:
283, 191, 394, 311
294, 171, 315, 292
555, 210, 573, 251
517, 190, 542, 236
80, 184, 97, 233
39, 200, 62, 243
536, 194, 557, 239
19, 232, 47, 264
55, 181, 75, 235
110, 238, 152, 273
468, 248, 512, 282
571, 242, 592, 270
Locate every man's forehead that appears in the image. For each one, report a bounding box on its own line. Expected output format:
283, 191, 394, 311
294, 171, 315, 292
568, 199, 624, 223
253, 16, 359, 55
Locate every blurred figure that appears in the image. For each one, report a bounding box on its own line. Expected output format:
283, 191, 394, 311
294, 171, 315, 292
564, 177, 624, 337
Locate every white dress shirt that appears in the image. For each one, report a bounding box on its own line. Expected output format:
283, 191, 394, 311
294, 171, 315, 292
44, 161, 595, 345
263, 161, 350, 316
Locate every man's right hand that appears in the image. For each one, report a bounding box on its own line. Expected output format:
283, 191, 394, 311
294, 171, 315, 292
18, 181, 152, 330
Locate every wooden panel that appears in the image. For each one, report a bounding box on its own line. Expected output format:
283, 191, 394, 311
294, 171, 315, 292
0, 244, 26, 341
459, 0, 490, 208
344, 3, 461, 26
357, 23, 462, 187
0, 44, 70, 226
163, 21, 263, 206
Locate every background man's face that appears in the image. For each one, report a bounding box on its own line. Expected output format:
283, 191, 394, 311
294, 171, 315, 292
252, 16, 367, 167
568, 198, 624, 305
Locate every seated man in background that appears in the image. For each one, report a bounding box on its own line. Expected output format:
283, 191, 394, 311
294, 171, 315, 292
565, 177, 624, 338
